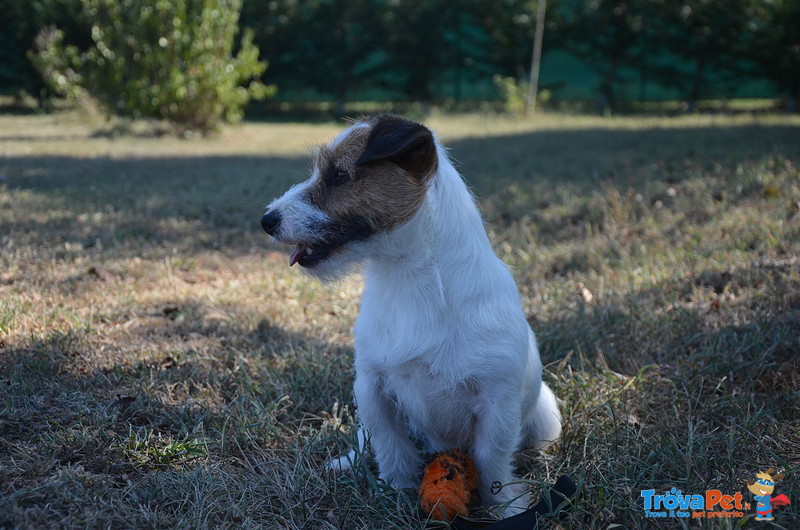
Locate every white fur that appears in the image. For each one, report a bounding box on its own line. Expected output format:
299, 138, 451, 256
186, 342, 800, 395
266, 174, 333, 244
267, 121, 561, 515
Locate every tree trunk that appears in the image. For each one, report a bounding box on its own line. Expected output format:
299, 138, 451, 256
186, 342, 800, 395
688, 60, 705, 113
526, 0, 547, 115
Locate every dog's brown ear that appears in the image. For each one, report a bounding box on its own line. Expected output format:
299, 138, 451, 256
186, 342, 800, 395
355, 115, 437, 177
773, 474, 784, 481
747, 480, 755, 486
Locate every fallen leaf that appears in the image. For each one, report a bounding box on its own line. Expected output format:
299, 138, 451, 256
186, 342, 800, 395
577, 282, 594, 303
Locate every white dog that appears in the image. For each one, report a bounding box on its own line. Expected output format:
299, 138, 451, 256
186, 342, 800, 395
261, 115, 561, 514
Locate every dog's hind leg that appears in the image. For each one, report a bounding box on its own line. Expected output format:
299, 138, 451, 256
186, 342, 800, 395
522, 382, 561, 450
471, 390, 531, 516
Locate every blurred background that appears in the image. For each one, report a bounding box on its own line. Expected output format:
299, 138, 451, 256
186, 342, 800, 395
1, 0, 799, 130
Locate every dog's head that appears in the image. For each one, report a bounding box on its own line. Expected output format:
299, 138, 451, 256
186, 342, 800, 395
261, 115, 438, 279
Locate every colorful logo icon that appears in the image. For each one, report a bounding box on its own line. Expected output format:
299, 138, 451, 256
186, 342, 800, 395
747, 468, 791, 521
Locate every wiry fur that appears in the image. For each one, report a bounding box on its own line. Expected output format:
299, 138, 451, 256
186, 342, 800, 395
262, 115, 561, 515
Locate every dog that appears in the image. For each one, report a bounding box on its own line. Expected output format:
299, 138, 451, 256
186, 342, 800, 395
261, 115, 561, 515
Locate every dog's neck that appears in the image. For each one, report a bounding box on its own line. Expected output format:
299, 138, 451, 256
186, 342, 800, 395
363, 151, 497, 298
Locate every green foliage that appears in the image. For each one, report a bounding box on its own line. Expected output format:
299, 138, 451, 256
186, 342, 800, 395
31, 0, 274, 133
747, 0, 800, 106
549, 0, 648, 109
546, 0, 797, 111
240, 0, 517, 108
645, 0, 755, 107
242, 0, 388, 112
0, 0, 87, 97
492, 75, 527, 113
114, 428, 208, 466
0, 0, 38, 95
493, 74, 552, 114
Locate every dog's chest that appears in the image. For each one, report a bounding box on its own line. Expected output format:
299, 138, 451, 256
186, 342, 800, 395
379, 362, 478, 447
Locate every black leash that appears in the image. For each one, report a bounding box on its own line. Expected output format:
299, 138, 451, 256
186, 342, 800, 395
452, 475, 577, 530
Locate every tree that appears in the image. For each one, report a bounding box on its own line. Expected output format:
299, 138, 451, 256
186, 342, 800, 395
31, 0, 273, 133
549, 0, 646, 111
747, 0, 800, 111
0, 0, 89, 100
242, 0, 389, 113
0, 0, 42, 96
646, 0, 752, 111
242, 0, 508, 107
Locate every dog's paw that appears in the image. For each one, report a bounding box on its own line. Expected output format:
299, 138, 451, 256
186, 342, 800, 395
326, 452, 356, 474
500, 496, 530, 518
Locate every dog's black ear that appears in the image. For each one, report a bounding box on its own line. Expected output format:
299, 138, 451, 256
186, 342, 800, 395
355, 115, 437, 177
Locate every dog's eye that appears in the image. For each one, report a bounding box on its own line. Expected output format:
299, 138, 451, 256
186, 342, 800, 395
329, 167, 349, 187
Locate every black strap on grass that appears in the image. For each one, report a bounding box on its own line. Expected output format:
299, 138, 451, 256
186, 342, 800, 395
452, 475, 577, 530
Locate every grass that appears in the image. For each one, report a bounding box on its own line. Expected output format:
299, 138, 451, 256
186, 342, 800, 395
1, 110, 799, 529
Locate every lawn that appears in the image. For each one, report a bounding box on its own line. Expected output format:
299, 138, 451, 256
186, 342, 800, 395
1, 111, 798, 528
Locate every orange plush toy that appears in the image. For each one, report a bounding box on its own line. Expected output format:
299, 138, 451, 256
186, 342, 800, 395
419, 449, 479, 521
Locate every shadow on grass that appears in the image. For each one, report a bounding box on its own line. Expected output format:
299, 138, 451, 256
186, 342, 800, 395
1, 153, 309, 260
2, 259, 799, 527
450, 122, 800, 190
0, 300, 354, 471
1, 122, 798, 261
535, 256, 800, 378
0, 286, 368, 527
527, 258, 799, 528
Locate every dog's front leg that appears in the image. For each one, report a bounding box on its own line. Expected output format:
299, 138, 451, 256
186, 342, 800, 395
472, 396, 529, 516
354, 371, 421, 489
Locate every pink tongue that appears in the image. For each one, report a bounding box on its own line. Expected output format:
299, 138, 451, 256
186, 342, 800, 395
289, 244, 308, 267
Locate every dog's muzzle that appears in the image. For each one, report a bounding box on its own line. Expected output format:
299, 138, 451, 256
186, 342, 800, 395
260, 208, 373, 268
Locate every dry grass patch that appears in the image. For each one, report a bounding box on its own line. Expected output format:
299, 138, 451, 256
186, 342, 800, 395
1, 111, 799, 528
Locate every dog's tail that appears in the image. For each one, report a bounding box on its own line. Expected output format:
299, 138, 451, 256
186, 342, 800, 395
523, 382, 562, 450
326, 427, 368, 474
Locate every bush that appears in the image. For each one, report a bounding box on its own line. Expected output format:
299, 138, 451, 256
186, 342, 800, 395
492, 75, 551, 114
31, 0, 273, 133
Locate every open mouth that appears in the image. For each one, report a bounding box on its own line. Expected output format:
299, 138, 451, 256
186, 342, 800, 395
288, 222, 372, 268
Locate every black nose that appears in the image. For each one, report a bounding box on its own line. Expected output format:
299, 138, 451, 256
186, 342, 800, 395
260, 210, 281, 235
